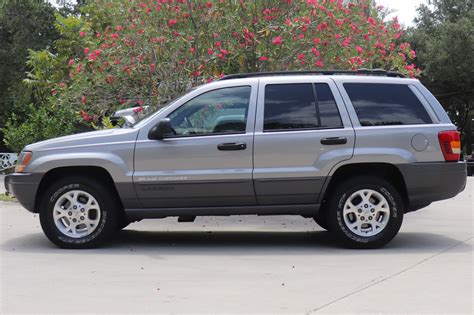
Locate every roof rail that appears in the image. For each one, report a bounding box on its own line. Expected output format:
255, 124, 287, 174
219, 69, 406, 80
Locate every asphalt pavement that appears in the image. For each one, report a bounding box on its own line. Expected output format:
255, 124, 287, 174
0, 178, 472, 314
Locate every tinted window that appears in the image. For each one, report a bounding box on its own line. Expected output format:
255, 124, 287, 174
315, 83, 343, 128
168, 86, 251, 136
264, 84, 318, 131
344, 83, 432, 126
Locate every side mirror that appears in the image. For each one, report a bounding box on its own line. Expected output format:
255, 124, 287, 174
148, 118, 174, 140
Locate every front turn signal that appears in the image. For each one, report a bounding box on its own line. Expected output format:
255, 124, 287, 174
15, 151, 32, 173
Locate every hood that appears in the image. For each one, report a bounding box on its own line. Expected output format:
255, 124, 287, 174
25, 128, 139, 152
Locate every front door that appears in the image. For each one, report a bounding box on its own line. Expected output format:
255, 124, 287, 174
133, 84, 257, 208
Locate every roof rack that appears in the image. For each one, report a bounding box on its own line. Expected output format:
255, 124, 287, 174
219, 69, 406, 80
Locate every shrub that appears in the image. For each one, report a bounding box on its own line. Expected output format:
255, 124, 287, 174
46, 0, 419, 126
2, 105, 75, 153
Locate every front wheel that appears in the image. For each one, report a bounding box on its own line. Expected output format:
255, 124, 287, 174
39, 177, 120, 249
326, 176, 404, 249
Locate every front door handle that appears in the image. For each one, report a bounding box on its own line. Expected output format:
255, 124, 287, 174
320, 137, 347, 145
217, 142, 247, 151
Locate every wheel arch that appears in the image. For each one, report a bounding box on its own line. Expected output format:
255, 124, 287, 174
34, 166, 125, 216
319, 163, 409, 212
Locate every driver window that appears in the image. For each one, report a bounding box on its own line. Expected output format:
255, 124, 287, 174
168, 86, 251, 137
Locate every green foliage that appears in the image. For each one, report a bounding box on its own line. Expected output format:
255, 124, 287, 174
38, 0, 417, 129
0, 193, 16, 202
2, 105, 75, 153
0, 0, 60, 151
2, 0, 422, 151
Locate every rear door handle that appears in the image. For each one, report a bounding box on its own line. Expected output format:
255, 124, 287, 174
217, 142, 247, 151
320, 137, 347, 145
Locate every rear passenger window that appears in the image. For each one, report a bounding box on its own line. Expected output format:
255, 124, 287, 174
264, 84, 318, 131
344, 83, 432, 126
264, 83, 343, 132
315, 84, 343, 128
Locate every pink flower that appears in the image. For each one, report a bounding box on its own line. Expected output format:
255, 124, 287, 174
259, 56, 268, 61
313, 37, 321, 44
111, 33, 119, 40
297, 53, 305, 61
272, 36, 283, 45
150, 63, 156, 72
51, 89, 57, 96
79, 31, 86, 37
208, 48, 214, 55
405, 64, 415, 71
94, 49, 101, 56
116, 25, 123, 31
220, 49, 228, 55
80, 110, 90, 122
81, 95, 87, 104
342, 37, 351, 47
356, 46, 363, 54
68, 58, 74, 66
88, 53, 96, 61
168, 19, 177, 27
206, 2, 212, 8
84, 47, 90, 54
138, 99, 144, 106
59, 82, 65, 88
311, 47, 320, 56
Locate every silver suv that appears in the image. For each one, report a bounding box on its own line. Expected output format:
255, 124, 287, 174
5, 70, 467, 249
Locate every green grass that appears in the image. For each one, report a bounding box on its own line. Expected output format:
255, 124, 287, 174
0, 193, 16, 202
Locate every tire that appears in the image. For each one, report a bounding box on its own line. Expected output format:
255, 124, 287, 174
39, 176, 120, 249
326, 176, 404, 249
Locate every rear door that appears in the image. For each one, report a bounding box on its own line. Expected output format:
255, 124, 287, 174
253, 77, 355, 205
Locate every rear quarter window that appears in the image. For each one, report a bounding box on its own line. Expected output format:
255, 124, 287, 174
344, 83, 432, 126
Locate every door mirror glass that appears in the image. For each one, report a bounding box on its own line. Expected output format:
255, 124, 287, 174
148, 118, 174, 140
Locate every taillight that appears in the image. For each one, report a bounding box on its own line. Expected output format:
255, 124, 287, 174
438, 131, 460, 162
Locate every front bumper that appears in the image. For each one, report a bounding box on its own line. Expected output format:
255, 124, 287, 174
398, 162, 467, 211
4, 173, 43, 213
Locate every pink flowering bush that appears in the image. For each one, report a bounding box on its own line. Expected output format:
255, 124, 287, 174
47, 0, 419, 125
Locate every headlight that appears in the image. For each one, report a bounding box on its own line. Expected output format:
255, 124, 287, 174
15, 151, 32, 173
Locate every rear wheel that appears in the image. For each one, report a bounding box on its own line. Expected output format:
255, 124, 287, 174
326, 176, 404, 249
39, 177, 120, 249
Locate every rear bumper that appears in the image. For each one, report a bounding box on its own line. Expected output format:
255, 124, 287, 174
4, 173, 43, 213
398, 162, 467, 211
